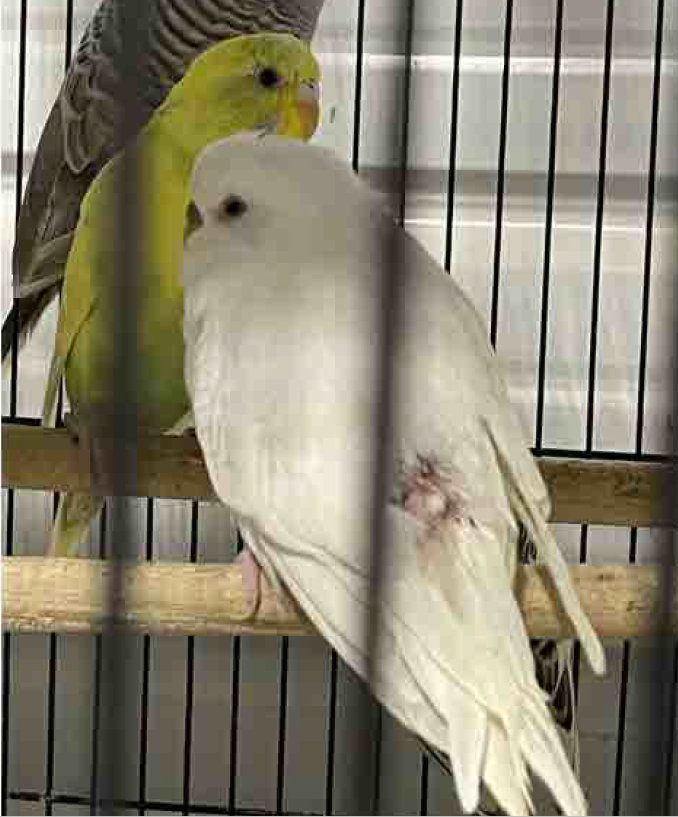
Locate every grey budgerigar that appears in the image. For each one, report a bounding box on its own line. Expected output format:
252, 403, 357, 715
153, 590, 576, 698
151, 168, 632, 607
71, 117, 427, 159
4, 0, 325, 360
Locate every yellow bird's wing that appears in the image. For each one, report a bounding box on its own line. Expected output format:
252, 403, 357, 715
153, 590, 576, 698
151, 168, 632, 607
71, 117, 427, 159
41, 170, 107, 426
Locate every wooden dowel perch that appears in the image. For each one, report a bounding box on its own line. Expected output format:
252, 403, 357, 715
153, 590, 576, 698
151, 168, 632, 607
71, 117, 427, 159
3, 559, 677, 639
2, 424, 676, 527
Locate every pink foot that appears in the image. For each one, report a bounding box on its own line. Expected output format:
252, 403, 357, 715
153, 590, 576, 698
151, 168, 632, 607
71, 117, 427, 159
234, 548, 262, 620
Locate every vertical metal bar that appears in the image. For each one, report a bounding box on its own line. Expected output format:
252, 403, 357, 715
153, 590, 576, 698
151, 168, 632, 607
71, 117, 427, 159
370, 714, 382, 814
322, 0, 368, 811
396, 8, 415, 229
9, 0, 27, 399
96, 0, 147, 810
613, 1, 666, 808
574, 0, 615, 694
43, 635, 57, 815
371, 7, 415, 812
324, 651, 338, 815
418, 755, 429, 815
227, 533, 244, 814
663, 650, 678, 811
612, 558, 634, 816
584, 0, 615, 454
64, 0, 74, 69
138, 500, 154, 815
350, 0, 367, 174
322, 3, 368, 810
44, 7, 77, 810
443, 0, 464, 274
90, 631, 104, 811
182, 503, 200, 815
2, 1, 28, 812
275, 637, 290, 813
633, 0, 664, 462
89, 512, 108, 812
489, 0, 514, 348
534, 0, 565, 451
358, 1, 415, 813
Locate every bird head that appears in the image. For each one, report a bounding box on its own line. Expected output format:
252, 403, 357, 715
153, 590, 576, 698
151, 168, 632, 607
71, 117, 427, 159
183, 136, 384, 258
158, 33, 320, 157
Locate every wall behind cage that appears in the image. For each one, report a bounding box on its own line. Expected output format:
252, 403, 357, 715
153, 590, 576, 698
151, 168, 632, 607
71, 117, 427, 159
2, 0, 678, 814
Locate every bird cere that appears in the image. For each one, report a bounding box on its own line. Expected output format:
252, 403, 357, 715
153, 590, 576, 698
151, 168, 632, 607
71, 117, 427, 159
6, 2, 608, 815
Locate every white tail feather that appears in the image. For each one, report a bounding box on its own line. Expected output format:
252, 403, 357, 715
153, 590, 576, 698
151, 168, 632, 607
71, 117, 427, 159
427, 517, 589, 816
486, 421, 606, 675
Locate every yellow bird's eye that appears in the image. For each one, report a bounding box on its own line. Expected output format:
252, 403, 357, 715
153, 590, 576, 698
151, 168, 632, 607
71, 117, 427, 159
256, 66, 282, 89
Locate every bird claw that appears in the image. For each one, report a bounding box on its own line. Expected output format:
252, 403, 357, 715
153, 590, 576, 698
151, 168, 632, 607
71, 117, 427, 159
233, 547, 262, 621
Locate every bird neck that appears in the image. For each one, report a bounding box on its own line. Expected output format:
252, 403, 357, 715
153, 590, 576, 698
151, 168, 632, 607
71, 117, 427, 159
128, 128, 192, 298
137, 114, 196, 179
144, 101, 240, 168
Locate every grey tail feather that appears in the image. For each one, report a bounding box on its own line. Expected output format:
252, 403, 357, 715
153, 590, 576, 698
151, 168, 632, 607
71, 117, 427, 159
2, 288, 57, 365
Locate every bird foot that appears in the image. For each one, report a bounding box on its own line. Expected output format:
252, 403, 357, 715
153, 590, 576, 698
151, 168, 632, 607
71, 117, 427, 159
233, 547, 262, 620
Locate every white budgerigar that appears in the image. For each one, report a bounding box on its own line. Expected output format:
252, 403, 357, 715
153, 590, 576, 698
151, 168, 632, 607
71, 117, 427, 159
182, 135, 606, 816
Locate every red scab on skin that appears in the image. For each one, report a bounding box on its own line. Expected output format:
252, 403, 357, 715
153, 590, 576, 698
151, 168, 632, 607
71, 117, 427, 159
400, 454, 466, 531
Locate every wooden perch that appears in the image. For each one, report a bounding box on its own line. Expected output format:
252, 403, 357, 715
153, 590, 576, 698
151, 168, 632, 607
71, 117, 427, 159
2, 424, 675, 527
3, 559, 677, 639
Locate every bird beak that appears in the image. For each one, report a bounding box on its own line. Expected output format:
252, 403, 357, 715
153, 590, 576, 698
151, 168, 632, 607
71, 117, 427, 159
275, 80, 320, 141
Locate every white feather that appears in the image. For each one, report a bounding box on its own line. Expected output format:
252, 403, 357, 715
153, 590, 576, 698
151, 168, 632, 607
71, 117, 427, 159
182, 135, 605, 816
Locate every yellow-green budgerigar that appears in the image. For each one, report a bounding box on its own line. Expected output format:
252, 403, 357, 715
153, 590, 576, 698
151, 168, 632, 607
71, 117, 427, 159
3, 0, 326, 361
42, 33, 320, 556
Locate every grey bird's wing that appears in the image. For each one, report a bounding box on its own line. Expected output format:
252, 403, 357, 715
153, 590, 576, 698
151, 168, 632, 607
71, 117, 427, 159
4, 0, 326, 361
12, 0, 124, 303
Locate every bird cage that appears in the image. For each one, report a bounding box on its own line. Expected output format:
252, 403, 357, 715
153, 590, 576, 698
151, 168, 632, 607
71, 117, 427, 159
1, 0, 677, 814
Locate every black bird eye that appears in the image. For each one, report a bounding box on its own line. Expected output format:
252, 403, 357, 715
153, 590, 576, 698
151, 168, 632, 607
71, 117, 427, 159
258, 66, 281, 88
218, 195, 248, 220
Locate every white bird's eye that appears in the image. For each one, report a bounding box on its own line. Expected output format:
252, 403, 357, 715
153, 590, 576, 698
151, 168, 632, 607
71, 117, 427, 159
218, 195, 248, 221
256, 65, 282, 89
